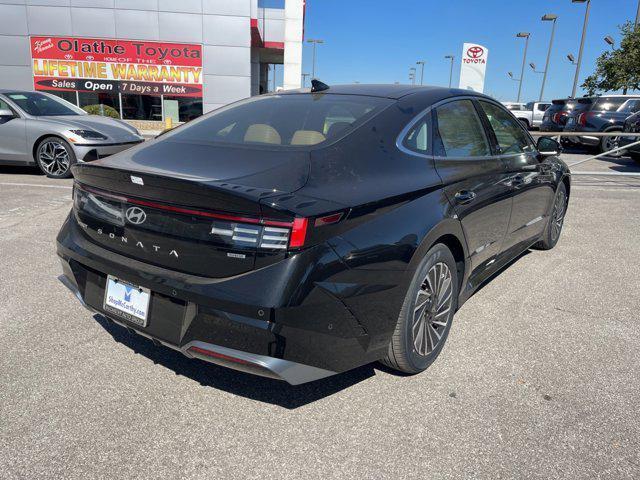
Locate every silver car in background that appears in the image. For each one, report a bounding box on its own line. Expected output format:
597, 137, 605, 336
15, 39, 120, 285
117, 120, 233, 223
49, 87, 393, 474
0, 90, 144, 178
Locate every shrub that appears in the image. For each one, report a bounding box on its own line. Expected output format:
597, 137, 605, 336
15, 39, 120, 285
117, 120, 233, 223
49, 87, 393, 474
82, 104, 120, 119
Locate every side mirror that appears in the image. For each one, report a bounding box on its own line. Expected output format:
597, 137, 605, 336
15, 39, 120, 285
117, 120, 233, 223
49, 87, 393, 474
0, 108, 15, 119
537, 136, 561, 157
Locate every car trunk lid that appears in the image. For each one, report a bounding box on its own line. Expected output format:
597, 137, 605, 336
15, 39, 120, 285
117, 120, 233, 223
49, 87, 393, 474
71, 141, 311, 278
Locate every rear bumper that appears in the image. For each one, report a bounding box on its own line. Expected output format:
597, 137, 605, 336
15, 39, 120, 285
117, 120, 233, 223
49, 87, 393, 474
561, 125, 600, 146
56, 214, 398, 384
58, 273, 335, 384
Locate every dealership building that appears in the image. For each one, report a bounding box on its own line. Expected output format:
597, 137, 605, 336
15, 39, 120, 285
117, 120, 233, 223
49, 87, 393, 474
0, 0, 304, 123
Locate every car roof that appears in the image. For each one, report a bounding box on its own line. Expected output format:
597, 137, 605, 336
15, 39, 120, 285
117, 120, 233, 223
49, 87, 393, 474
0, 89, 31, 94
275, 83, 487, 100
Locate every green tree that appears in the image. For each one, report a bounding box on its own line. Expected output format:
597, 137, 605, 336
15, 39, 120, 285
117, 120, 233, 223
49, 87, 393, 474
582, 21, 640, 95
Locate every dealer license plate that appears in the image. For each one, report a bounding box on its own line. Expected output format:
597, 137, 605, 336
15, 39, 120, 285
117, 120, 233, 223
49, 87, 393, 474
103, 275, 151, 327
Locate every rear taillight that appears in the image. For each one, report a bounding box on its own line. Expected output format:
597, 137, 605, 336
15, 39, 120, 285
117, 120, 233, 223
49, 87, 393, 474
553, 112, 560, 124
578, 112, 593, 126
288, 218, 309, 249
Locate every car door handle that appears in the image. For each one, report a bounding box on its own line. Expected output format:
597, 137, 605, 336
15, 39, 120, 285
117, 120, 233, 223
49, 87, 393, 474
454, 190, 476, 204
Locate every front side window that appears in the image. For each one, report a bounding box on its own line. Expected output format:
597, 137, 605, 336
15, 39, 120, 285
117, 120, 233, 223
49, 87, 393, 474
6, 92, 83, 116
434, 100, 490, 157
479, 101, 535, 155
166, 94, 393, 148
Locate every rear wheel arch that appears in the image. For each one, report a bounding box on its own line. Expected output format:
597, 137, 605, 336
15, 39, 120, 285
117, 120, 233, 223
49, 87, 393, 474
407, 220, 468, 293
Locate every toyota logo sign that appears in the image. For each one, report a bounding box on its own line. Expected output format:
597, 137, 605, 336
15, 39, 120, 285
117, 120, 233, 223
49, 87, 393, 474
467, 46, 484, 59
125, 206, 147, 225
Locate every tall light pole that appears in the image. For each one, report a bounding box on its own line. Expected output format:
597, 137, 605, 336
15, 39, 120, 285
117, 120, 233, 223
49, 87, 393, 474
444, 55, 455, 87
636, 0, 640, 28
571, 0, 591, 98
540, 14, 558, 101
307, 39, 324, 78
416, 61, 426, 85
516, 32, 531, 102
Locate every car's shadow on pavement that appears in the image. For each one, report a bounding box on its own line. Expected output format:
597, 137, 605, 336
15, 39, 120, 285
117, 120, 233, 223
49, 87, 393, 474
89, 249, 538, 408
0, 165, 42, 176
92, 314, 377, 409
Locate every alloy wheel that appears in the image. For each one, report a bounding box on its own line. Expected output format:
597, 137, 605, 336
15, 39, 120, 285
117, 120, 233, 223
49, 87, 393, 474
38, 140, 70, 177
603, 135, 622, 157
551, 189, 567, 241
412, 262, 453, 356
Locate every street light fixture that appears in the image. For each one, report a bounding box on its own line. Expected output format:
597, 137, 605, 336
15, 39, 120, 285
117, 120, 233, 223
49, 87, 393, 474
507, 71, 520, 81
306, 39, 324, 78
540, 13, 558, 101
516, 32, 531, 102
567, 53, 577, 64
444, 55, 455, 88
416, 60, 426, 85
409, 67, 416, 85
604, 35, 615, 49
570, 0, 591, 98
529, 62, 545, 73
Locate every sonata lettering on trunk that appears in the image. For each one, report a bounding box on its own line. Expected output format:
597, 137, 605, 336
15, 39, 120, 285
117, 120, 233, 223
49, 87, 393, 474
86, 224, 179, 258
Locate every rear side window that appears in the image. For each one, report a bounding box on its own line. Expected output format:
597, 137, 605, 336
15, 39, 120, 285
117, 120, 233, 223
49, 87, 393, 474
402, 116, 429, 154
478, 101, 535, 155
617, 99, 640, 114
592, 97, 627, 112
166, 94, 393, 148
434, 100, 490, 157
537, 103, 550, 112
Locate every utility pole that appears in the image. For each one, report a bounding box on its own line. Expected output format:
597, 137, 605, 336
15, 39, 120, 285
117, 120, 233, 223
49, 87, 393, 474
571, 0, 591, 98
516, 32, 531, 103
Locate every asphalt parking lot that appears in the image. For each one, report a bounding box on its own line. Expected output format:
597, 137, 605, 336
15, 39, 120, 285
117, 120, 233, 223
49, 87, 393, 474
1, 152, 639, 479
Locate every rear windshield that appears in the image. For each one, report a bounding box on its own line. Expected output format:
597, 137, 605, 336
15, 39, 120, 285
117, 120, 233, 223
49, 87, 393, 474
166, 94, 393, 148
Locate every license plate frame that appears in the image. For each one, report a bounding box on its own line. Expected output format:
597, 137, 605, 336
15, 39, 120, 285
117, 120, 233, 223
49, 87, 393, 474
103, 275, 151, 327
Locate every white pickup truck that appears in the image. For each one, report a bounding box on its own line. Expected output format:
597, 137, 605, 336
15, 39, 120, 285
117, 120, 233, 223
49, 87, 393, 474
502, 101, 552, 130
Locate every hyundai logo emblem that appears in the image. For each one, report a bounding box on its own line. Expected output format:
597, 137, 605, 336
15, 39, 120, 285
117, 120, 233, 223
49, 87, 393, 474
125, 206, 147, 225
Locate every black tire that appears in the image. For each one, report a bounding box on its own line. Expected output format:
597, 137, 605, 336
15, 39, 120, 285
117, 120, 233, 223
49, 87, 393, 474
380, 243, 458, 374
35, 136, 76, 179
534, 182, 568, 251
630, 152, 640, 165
518, 119, 530, 130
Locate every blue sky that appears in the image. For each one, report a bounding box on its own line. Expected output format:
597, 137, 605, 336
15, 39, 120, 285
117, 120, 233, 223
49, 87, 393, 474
295, 0, 639, 101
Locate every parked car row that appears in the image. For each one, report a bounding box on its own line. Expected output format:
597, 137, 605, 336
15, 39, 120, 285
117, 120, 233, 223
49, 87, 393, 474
537, 94, 640, 160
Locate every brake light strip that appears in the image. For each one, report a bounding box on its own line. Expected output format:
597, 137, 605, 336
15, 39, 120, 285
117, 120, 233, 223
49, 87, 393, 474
76, 183, 294, 228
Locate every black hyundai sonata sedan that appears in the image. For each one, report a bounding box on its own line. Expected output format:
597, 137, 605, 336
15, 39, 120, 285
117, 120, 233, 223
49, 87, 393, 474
57, 83, 570, 384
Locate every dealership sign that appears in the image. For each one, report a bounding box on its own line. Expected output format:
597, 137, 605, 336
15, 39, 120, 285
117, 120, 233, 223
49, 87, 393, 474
30, 36, 203, 97
458, 43, 489, 93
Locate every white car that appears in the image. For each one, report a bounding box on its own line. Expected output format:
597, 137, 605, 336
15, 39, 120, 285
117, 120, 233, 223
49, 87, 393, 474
502, 101, 551, 129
